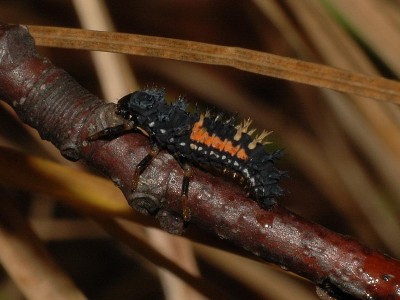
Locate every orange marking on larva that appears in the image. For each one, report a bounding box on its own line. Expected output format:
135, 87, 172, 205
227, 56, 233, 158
218, 139, 228, 151
212, 136, 223, 148
190, 117, 206, 142
190, 115, 249, 161
223, 141, 237, 155
236, 148, 248, 160
224, 141, 247, 160
204, 134, 215, 146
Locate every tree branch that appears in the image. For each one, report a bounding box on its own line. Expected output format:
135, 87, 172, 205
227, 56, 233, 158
1, 24, 399, 299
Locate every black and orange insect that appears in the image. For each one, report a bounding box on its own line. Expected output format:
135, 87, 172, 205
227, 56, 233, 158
88, 88, 284, 223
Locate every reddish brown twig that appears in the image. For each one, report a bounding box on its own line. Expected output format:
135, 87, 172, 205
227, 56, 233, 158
1, 24, 399, 299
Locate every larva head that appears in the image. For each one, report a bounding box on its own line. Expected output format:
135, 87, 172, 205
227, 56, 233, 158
116, 90, 165, 122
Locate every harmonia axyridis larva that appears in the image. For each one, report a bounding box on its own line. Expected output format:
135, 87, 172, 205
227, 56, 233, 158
88, 88, 284, 223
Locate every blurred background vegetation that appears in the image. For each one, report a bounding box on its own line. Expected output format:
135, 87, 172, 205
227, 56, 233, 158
0, 1, 399, 299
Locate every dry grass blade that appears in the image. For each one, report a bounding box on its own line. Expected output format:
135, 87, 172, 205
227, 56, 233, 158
194, 243, 318, 300
95, 218, 229, 299
71, 0, 138, 100
146, 228, 205, 300
27, 25, 400, 104
324, 0, 400, 75
0, 196, 87, 300
0, 146, 133, 218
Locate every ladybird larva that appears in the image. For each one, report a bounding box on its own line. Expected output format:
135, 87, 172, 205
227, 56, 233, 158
88, 88, 285, 223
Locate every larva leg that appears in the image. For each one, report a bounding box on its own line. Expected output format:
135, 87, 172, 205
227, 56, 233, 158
181, 163, 193, 224
86, 123, 135, 141
132, 145, 160, 191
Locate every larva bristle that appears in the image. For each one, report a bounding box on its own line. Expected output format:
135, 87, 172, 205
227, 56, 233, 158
247, 128, 257, 136
199, 113, 205, 122
234, 131, 242, 141
143, 85, 165, 97
235, 118, 250, 131
256, 130, 272, 144
224, 117, 234, 125
176, 96, 188, 110
248, 140, 257, 150
214, 113, 223, 122
248, 130, 273, 149
234, 121, 244, 141
230, 112, 239, 123
234, 118, 253, 141
207, 107, 217, 117
241, 118, 252, 133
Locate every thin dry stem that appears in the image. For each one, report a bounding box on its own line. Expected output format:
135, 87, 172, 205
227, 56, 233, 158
95, 218, 230, 299
27, 25, 400, 104
0, 146, 133, 219
195, 244, 318, 300
0, 195, 87, 300
325, 0, 400, 74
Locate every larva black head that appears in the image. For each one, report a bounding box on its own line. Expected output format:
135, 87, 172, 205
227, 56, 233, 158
116, 89, 165, 122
